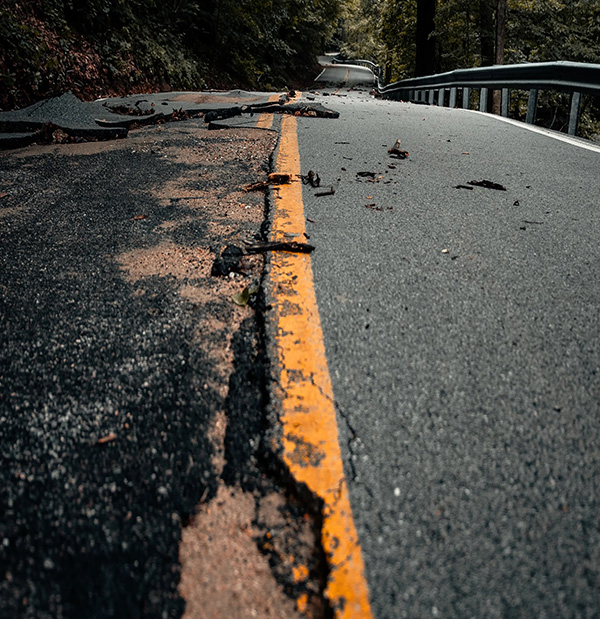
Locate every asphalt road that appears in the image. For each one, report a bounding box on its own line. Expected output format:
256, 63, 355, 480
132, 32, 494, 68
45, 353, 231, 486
302, 62, 600, 617
0, 114, 322, 618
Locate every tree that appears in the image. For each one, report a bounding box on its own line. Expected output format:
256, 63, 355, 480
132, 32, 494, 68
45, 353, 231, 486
415, 0, 437, 75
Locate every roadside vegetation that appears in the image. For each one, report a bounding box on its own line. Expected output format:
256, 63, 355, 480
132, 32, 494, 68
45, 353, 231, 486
339, 0, 600, 137
0, 0, 344, 110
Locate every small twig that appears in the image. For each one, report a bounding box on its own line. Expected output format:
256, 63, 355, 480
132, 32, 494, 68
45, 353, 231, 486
315, 187, 335, 197
468, 180, 507, 191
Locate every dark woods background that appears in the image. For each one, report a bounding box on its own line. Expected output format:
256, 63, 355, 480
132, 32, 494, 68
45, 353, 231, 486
0, 0, 342, 109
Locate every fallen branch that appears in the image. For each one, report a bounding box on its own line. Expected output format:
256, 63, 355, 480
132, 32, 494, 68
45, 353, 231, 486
244, 241, 315, 254
315, 187, 335, 197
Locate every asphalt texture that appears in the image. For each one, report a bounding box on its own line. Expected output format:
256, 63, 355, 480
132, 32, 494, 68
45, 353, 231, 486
301, 64, 600, 617
0, 119, 276, 617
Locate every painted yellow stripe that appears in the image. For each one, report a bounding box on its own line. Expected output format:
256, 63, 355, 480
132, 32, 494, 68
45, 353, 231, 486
333, 69, 350, 95
269, 114, 373, 617
256, 94, 281, 129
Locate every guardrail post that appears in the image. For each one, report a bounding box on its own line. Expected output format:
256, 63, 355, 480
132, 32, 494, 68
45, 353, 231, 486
501, 88, 510, 117
479, 88, 489, 112
568, 91, 582, 135
462, 87, 471, 109
526, 89, 538, 124
449, 87, 457, 108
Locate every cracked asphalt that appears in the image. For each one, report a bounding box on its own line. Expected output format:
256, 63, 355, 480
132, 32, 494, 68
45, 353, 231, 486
0, 104, 331, 617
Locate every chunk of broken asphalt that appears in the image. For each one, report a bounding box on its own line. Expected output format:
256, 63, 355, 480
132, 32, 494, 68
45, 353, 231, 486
211, 245, 245, 276
0, 92, 128, 148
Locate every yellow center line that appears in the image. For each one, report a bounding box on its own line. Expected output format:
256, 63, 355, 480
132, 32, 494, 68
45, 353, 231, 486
333, 69, 350, 96
268, 112, 373, 617
256, 94, 282, 129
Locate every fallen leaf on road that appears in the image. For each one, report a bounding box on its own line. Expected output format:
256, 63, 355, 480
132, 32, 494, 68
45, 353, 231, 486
357, 171, 376, 178
232, 287, 252, 306
244, 173, 291, 192
0, 192, 8, 199
130, 214, 148, 221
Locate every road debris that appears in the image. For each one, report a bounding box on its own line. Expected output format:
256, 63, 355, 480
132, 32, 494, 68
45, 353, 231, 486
301, 171, 321, 188
315, 187, 335, 197
211, 245, 246, 276
388, 139, 409, 159
243, 173, 291, 192
357, 171, 377, 178
468, 180, 507, 191
244, 241, 315, 254
365, 204, 392, 211
130, 214, 148, 221
231, 286, 257, 307
96, 432, 117, 445
455, 185, 474, 190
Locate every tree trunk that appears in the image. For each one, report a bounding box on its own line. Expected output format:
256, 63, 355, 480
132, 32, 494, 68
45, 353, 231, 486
495, 0, 507, 64
492, 0, 508, 113
479, 0, 494, 112
479, 0, 495, 67
415, 0, 437, 77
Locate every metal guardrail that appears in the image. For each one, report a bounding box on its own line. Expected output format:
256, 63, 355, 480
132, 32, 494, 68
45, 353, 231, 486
333, 58, 600, 137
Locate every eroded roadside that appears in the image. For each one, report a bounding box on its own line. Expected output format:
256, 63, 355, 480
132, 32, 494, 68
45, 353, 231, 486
0, 116, 327, 617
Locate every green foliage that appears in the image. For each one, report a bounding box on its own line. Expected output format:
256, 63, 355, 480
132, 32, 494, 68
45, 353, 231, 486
340, 0, 385, 62
380, 0, 418, 79
371, 0, 600, 77
343, 0, 600, 137
0, 0, 345, 109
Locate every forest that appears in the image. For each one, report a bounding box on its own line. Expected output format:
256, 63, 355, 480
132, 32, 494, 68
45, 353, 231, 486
1, 0, 599, 134
342, 0, 600, 80
0, 0, 344, 109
